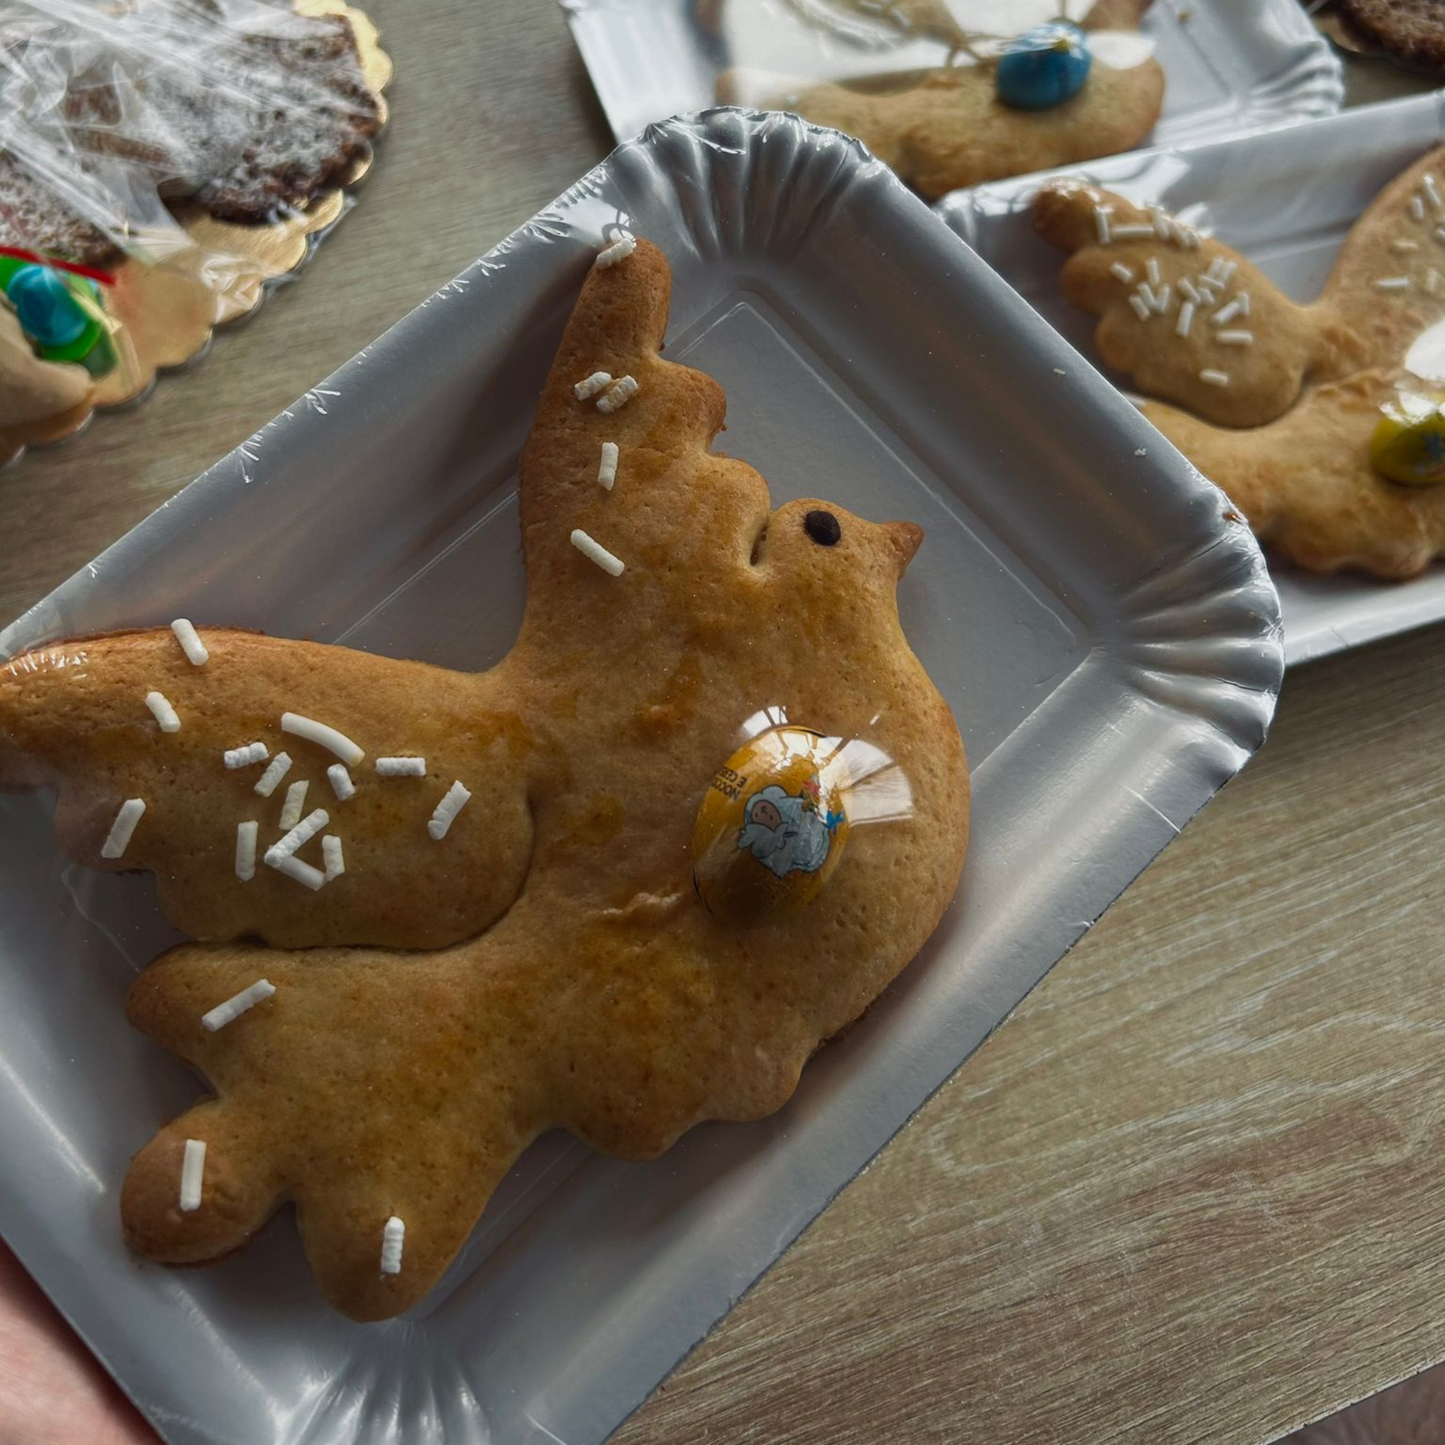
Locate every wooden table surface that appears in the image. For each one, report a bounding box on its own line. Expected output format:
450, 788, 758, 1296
3, 5, 1442, 1443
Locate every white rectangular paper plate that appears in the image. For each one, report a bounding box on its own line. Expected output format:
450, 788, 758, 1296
561, 0, 1343, 172
0, 110, 1281, 1445
939, 92, 1445, 667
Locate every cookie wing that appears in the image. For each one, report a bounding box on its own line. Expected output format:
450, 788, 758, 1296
0, 628, 533, 949
513, 237, 774, 641
1310, 144, 1445, 380
1033, 182, 1315, 427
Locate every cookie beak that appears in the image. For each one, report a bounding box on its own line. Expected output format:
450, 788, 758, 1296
885, 521, 923, 574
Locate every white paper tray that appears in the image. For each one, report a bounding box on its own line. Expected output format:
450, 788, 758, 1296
939, 92, 1445, 667
0, 110, 1281, 1445
561, 0, 1343, 178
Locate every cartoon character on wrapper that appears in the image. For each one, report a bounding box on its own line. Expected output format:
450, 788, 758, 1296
693, 726, 854, 922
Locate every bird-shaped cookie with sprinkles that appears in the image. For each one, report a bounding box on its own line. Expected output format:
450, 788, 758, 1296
0, 236, 969, 1320
1033, 147, 1445, 578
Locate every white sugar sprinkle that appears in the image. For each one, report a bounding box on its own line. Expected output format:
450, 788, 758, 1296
1411, 196, 1427, 222
596, 375, 638, 414
1151, 284, 1172, 315
144, 691, 180, 733
1199, 369, 1230, 386
170, 619, 208, 666
598, 441, 619, 490
281, 713, 364, 767
1128, 294, 1151, 321
101, 798, 145, 859
1148, 204, 1172, 240
1137, 282, 1158, 309
573, 371, 612, 401
1426, 173, 1443, 212
179, 1139, 205, 1212
225, 742, 268, 769
596, 233, 637, 268
327, 763, 355, 800
1176, 301, 1195, 337
1395, 239, 1422, 253
254, 751, 292, 797
1094, 205, 1113, 244
1429, 269, 1444, 296
1373, 276, 1411, 291
1217, 330, 1254, 346
1179, 278, 1202, 305
570, 528, 625, 575
1211, 295, 1249, 326
1110, 262, 1135, 283
1436, 226, 1445, 245
235, 820, 258, 881
376, 757, 427, 777
428, 781, 472, 841
266, 806, 328, 865
1145, 257, 1161, 287
381, 1215, 405, 1275
278, 780, 310, 832
322, 835, 345, 880
202, 979, 275, 1032
1112, 224, 1154, 240
268, 853, 326, 891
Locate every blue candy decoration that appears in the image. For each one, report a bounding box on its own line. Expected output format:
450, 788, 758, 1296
996, 22, 1092, 111
5, 264, 90, 348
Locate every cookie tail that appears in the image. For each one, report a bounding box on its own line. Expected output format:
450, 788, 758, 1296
124, 939, 543, 1320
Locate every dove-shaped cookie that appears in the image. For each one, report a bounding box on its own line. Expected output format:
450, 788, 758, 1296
0, 237, 970, 1320
718, 0, 1163, 199
1033, 147, 1445, 578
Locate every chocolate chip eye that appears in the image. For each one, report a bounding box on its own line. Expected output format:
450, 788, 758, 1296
803, 510, 841, 547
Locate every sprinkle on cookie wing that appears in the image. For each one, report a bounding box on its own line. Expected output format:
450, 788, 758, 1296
1032, 181, 1315, 428
0, 629, 533, 950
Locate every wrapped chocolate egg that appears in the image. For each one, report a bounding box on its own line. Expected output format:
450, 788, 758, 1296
1370, 390, 1445, 486
995, 22, 1092, 111
693, 726, 850, 922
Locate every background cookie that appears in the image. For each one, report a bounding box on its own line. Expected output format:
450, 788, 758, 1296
1339, 0, 1445, 69
720, 0, 1162, 199
1033, 147, 1445, 577
0, 238, 969, 1319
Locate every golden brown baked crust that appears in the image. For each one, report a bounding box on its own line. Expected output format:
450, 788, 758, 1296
718, 0, 1163, 199
1032, 147, 1445, 578
0, 239, 969, 1319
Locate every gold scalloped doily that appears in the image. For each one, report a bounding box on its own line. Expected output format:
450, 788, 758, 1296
0, 0, 392, 468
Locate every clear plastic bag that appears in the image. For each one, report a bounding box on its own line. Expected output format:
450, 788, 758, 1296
0, 0, 381, 436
